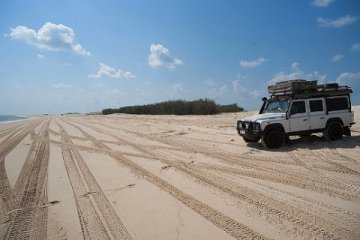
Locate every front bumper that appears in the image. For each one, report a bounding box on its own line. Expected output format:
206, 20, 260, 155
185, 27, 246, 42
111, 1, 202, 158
236, 120, 262, 139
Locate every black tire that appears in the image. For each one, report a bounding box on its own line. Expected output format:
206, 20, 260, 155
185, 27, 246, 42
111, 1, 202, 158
261, 128, 285, 149
324, 121, 343, 140
243, 136, 260, 143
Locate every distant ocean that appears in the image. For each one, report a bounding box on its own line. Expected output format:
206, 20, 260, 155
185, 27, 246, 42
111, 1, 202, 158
0, 115, 28, 123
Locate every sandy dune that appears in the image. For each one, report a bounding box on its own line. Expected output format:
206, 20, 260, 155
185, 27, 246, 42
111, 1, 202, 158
0, 108, 360, 239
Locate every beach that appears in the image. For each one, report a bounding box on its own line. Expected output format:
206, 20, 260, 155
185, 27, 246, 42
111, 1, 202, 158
0, 107, 359, 240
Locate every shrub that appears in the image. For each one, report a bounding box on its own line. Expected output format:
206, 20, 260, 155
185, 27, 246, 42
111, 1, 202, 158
102, 99, 243, 115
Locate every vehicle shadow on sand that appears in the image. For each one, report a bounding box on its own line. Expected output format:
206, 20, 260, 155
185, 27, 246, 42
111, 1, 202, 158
247, 134, 360, 152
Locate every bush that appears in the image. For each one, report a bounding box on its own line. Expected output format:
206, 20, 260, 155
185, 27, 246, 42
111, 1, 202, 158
102, 99, 243, 115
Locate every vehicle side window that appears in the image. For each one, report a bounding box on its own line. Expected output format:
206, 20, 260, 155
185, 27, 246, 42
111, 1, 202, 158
290, 101, 306, 115
310, 100, 323, 112
326, 97, 349, 111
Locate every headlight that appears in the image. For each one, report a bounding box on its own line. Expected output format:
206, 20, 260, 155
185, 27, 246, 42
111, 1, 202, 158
253, 122, 260, 131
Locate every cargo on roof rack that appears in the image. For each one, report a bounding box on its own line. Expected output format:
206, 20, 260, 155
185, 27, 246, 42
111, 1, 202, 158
268, 79, 352, 98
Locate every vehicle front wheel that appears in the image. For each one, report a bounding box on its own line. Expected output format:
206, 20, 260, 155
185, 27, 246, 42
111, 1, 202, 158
243, 136, 260, 143
324, 121, 343, 140
261, 128, 285, 149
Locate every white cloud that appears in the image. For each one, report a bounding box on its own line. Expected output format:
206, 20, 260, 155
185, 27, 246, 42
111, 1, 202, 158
37, 54, 44, 59
148, 44, 183, 70
51, 82, 73, 89
311, 0, 335, 7
331, 54, 343, 62
351, 43, 360, 51
270, 62, 327, 83
239, 57, 267, 68
89, 63, 135, 80
9, 22, 90, 56
336, 72, 360, 84
317, 15, 358, 28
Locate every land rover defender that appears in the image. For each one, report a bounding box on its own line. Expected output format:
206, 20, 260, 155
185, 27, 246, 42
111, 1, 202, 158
236, 79, 355, 149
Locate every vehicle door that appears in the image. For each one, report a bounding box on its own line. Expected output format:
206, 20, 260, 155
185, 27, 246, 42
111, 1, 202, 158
288, 100, 309, 132
309, 98, 327, 130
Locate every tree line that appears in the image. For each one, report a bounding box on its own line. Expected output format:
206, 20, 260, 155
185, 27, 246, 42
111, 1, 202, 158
102, 99, 244, 115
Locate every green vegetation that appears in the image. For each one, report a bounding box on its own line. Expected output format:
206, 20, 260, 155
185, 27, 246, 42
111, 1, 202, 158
102, 99, 244, 115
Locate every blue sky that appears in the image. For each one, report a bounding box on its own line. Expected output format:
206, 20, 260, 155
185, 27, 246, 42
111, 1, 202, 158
1, 0, 359, 114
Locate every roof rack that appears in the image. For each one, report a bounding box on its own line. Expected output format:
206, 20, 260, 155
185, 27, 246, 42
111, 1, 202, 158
268, 79, 352, 99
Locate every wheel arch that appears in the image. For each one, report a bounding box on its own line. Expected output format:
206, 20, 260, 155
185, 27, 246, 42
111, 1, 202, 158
264, 123, 285, 133
326, 117, 344, 127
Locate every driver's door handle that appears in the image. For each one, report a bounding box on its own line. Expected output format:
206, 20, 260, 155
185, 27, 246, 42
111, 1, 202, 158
303, 119, 308, 121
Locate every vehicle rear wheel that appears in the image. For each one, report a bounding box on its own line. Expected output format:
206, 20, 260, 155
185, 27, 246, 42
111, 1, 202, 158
243, 136, 260, 143
324, 121, 343, 140
261, 128, 285, 149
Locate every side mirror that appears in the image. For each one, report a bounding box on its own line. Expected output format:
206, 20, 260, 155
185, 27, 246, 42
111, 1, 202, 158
262, 97, 267, 101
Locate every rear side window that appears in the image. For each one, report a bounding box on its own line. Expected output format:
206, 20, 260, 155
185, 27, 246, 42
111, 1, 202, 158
326, 97, 349, 111
310, 100, 323, 112
290, 101, 306, 115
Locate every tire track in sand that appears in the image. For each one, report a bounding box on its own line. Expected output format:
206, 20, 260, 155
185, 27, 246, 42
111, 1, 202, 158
76, 118, 359, 201
287, 147, 360, 201
66, 118, 358, 239
0, 120, 42, 214
4, 120, 50, 240
0, 122, 32, 139
57, 120, 132, 240
62, 118, 268, 240
167, 158, 357, 239
0, 159, 15, 211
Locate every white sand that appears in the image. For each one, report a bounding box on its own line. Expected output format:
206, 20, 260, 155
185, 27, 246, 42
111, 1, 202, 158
0, 107, 359, 239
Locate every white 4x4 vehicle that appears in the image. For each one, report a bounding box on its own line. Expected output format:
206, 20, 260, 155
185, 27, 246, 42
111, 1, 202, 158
237, 80, 355, 149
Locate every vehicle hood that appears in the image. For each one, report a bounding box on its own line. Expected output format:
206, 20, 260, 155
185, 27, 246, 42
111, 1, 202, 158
241, 113, 286, 122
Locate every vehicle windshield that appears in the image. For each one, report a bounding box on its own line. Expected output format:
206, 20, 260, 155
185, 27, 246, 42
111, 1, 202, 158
264, 99, 289, 113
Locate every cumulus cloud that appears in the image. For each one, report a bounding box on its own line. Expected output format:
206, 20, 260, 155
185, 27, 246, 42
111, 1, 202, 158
37, 54, 44, 59
9, 22, 90, 56
331, 54, 343, 62
336, 72, 360, 84
148, 44, 183, 70
270, 62, 326, 83
51, 82, 73, 89
317, 15, 358, 28
89, 63, 135, 80
311, 0, 335, 7
351, 43, 360, 51
239, 57, 267, 68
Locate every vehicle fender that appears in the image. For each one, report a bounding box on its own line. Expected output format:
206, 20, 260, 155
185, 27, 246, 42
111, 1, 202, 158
326, 117, 344, 127
263, 123, 285, 133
